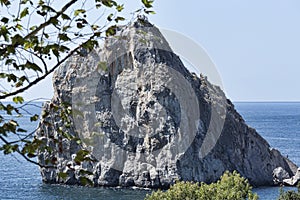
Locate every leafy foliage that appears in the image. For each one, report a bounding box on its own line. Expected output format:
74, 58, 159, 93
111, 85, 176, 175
0, 0, 155, 168
278, 182, 300, 200
145, 171, 259, 200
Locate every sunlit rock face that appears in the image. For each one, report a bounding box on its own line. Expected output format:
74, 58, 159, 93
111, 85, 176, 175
36, 19, 298, 188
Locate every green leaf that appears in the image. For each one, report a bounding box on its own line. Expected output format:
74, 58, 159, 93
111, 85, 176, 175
102, 0, 113, 7
76, 22, 84, 29
144, 10, 156, 14
91, 25, 99, 31
21, 0, 30, 4
95, 3, 101, 9
7, 74, 18, 83
115, 16, 125, 23
29, 25, 37, 31
82, 39, 98, 51
0, 0, 11, 6
79, 177, 93, 186
41, 110, 49, 118
15, 76, 27, 87
0, 73, 6, 79
12, 96, 24, 104
0, 120, 19, 134
59, 45, 70, 53
62, 25, 71, 32
58, 33, 70, 42
51, 48, 58, 57
74, 9, 86, 17
24, 41, 34, 50
111, 0, 117, 6
116, 4, 124, 12
74, 138, 82, 145
107, 13, 113, 21
74, 149, 90, 164
38, 0, 44, 6
75, 18, 88, 24
30, 114, 39, 122
58, 172, 68, 180
49, 17, 59, 27
25, 61, 43, 72
94, 32, 101, 37
135, 8, 142, 13
141, 0, 154, 8
61, 13, 71, 20
1, 144, 19, 154
16, 24, 23, 30
0, 25, 9, 42
20, 7, 29, 19
17, 128, 27, 133
37, 10, 47, 17
5, 104, 15, 115
1, 17, 9, 23
11, 34, 25, 46
27, 153, 36, 158
106, 25, 117, 37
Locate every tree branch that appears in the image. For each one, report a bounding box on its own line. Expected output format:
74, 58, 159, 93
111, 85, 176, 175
0, 32, 100, 99
0, 0, 79, 57
26, 0, 78, 40
0, 135, 47, 167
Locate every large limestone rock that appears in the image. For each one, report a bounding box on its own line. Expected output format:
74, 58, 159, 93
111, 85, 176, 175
36, 19, 298, 188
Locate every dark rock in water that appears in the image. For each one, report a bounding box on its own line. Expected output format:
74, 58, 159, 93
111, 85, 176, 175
36, 19, 298, 188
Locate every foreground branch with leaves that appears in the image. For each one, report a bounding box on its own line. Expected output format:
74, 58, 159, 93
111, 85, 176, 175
0, 0, 154, 173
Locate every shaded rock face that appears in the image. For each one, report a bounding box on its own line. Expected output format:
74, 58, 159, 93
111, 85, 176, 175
36, 19, 298, 188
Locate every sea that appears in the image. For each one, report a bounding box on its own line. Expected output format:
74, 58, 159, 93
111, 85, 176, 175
0, 102, 299, 200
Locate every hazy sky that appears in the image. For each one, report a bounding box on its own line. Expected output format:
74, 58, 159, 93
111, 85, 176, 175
23, 0, 300, 101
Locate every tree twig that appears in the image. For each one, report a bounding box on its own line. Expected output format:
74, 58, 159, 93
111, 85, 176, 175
0, 135, 45, 167
0, 32, 99, 99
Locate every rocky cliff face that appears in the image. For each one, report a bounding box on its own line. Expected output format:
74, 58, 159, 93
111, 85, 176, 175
36, 19, 298, 188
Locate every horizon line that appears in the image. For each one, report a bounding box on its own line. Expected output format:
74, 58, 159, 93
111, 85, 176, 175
234, 101, 300, 103
1, 100, 300, 103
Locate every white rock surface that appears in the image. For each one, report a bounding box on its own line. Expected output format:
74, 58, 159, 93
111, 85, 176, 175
283, 168, 300, 186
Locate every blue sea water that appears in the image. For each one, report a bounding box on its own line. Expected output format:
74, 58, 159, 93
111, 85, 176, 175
0, 102, 299, 199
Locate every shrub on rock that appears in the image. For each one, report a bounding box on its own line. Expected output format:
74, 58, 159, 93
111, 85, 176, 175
145, 171, 259, 200
278, 182, 300, 200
